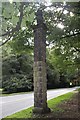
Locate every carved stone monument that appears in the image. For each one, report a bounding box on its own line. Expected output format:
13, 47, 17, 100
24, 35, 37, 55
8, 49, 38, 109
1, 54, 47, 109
33, 9, 51, 114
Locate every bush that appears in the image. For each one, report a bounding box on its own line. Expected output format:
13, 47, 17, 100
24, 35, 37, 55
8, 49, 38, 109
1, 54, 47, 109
3, 76, 32, 93
2, 54, 71, 93
2, 55, 33, 93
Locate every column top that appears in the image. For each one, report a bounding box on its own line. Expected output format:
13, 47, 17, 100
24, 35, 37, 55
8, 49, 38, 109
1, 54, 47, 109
32, 9, 47, 30
36, 9, 43, 25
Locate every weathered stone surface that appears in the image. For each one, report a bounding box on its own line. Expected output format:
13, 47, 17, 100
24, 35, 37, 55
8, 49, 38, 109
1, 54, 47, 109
33, 10, 50, 114
34, 26, 46, 62
33, 107, 51, 114
33, 61, 50, 113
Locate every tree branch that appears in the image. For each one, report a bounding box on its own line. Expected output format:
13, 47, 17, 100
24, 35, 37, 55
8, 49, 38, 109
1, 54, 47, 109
52, 31, 80, 44
0, 33, 17, 46
74, 47, 80, 52
61, 31, 80, 39
0, 2, 25, 47
0, 37, 12, 46
1, 2, 24, 37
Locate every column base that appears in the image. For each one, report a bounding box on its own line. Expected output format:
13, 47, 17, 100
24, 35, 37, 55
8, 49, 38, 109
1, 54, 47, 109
33, 107, 51, 114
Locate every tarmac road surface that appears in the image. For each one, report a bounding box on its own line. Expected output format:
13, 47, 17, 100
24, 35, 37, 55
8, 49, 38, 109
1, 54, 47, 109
0, 87, 79, 119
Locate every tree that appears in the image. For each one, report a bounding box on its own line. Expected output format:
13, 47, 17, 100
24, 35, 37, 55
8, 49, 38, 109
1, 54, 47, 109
1, 2, 80, 47
47, 60, 60, 89
1, 1, 80, 113
1, 2, 80, 72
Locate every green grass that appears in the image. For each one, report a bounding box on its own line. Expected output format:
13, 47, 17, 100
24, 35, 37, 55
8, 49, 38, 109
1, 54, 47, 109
48, 92, 74, 112
4, 107, 33, 119
4, 92, 74, 119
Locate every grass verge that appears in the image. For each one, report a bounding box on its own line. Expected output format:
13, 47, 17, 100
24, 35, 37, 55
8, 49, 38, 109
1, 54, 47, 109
4, 92, 74, 119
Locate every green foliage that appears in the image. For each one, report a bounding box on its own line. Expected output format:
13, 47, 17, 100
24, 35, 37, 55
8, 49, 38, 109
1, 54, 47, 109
47, 61, 60, 88
1, 1, 80, 92
9, 30, 34, 55
47, 47, 79, 87
2, 51, 63, 93
2, 55, 33, 93
3, 76, 32, 93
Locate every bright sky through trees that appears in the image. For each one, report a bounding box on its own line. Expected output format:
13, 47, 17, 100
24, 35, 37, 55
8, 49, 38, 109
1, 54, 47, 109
57, 23, 64, 29
9, 0, 13, 3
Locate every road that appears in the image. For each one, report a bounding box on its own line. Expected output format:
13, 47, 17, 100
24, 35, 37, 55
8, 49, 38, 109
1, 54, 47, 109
0, 87, 79, 119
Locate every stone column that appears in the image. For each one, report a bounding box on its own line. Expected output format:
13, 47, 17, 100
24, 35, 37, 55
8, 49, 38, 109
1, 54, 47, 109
33, 10, 50, 114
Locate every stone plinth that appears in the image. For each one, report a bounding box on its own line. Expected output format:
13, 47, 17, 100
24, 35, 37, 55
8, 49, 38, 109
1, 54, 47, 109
33, 61, 50, 114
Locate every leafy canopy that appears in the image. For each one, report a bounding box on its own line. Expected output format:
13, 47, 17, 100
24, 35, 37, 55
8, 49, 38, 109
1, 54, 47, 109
1, 1, 80, 87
